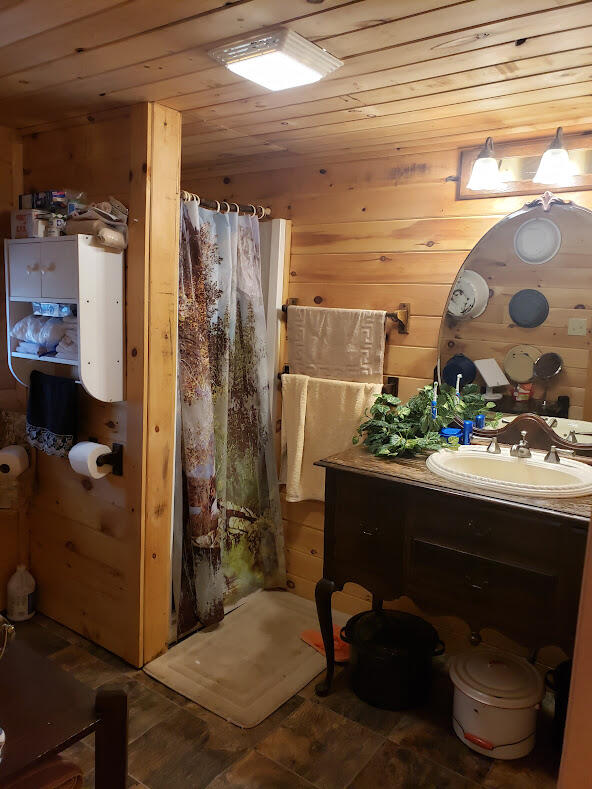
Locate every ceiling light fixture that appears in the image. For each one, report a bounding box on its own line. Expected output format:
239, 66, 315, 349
209, 29, 343, 92
533, 127, 573, 184
466, 136, 502, 191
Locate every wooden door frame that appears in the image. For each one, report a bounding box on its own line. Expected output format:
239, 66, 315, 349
128, 103, 181, 665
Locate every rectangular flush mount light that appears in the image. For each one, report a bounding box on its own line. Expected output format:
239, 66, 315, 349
209, 29, 343, 92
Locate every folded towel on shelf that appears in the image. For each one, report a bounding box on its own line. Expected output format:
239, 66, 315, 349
280, 374, 381, 502
15, 341, 55, 356
26, 370, 77, 457
56, 331, 78, 359
287, 305, 386, 383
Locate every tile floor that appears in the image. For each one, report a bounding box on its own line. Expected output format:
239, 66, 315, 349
14, 614, 560, 788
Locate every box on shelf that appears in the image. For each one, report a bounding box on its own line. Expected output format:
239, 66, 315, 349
19, 191, 84, 215
11, 209, 48, 239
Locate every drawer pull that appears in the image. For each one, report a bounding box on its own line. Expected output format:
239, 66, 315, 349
466, 520, 491, 539
41, 263, 56, 274
465, 574, 489, 592
25, 264, 39, 274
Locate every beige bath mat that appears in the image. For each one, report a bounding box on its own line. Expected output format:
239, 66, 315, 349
144, 589, 347, 728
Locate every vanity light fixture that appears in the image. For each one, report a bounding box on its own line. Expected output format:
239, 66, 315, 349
466, 136, 502, 191
533, 127, 575, 184
209, 29, 343, 92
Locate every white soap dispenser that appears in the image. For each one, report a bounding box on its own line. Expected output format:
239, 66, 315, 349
6, 565, 36, 622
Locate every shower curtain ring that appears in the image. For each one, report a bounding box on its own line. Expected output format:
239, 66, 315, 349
231, 203, 240, 214
214, 200, 220, 213
194, 194, 200, 205
248, 204, 257, 216
220, 201, 230, 214
257, 205, 266, 219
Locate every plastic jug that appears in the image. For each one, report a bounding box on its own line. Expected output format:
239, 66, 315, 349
6, 565, 36, 621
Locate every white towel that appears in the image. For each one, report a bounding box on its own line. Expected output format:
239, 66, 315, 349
287, 305, 386, 383
280, 374, 381, 502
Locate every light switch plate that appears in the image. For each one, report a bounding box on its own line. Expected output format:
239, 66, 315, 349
568, 317, 588, 336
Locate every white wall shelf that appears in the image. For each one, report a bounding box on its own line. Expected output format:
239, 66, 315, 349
4, 235, 125, 402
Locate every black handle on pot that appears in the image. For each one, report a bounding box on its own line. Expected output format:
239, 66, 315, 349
433, 639, 445, 656
340, 626, 351, 645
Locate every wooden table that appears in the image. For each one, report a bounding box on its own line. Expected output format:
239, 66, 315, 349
0, 640, 127, 788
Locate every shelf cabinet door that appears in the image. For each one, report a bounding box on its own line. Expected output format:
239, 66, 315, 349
9, 243, 42, 298
40, 241, 77, 299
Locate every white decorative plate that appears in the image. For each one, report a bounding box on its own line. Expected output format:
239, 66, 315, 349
447, 270, 489, 319
503, 344, 541, 383
514, 218, 561, 264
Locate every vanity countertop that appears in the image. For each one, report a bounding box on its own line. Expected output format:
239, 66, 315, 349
317, 445, 592, 524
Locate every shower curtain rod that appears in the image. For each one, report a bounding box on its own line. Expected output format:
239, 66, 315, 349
181, 190, 271, 218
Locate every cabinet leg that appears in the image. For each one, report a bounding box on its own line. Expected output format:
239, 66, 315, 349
315, 577, 337, 697
95, 688, 128, 789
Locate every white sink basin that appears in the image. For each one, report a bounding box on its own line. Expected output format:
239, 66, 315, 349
426, 445, 592, 498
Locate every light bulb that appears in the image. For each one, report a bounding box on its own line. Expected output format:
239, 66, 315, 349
533, 147, 571, 184
466, 137, 502, 191
533, 126, 573, 185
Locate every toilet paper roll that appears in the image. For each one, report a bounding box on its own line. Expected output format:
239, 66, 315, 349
68, 441, 112, 479
0, 445, 29, 478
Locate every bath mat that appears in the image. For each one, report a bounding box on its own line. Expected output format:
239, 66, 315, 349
144, 589, 347, 728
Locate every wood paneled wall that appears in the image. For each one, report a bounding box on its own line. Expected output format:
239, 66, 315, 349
16, 104, 180, 666
184, 147, 592, 625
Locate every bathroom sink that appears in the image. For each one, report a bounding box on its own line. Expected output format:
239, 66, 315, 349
426, 445, 592, 498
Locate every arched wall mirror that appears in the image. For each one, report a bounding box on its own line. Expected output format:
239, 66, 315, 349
438, 194, 592, 448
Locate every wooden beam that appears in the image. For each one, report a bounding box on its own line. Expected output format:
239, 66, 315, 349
142, 103, 181, 664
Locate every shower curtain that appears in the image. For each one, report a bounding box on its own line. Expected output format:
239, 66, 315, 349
174, 200, 286, 638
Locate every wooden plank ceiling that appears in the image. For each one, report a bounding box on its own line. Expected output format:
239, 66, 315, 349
1, 0, 591, 173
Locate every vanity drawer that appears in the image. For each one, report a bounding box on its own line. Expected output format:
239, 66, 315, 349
407, 490, 561, 574
407, 538, 558, 637
327, 470, 405, 598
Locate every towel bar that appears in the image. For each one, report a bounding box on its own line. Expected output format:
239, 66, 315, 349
281, 302, 410, 334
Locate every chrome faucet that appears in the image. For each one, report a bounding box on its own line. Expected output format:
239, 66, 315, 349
486, 436, 501, 454
544, 445, 575, 464
510, 431, 531, 459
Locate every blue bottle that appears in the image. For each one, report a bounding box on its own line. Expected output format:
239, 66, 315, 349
475, 413, 486, 429
462, 420, 473, 445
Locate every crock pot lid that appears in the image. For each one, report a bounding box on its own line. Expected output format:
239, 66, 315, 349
449, 649, 544, 709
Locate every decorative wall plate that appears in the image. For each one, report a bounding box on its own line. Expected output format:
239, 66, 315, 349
513, 217, 561, 264
509, 289, 550, 328
503, 344, 541, 383
442, 354, 477, 387
447, 270, 490, 319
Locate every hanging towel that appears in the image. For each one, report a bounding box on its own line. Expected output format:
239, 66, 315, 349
287, 305, 386, 383
26, 370, 77, 457
281, 374, 381, 502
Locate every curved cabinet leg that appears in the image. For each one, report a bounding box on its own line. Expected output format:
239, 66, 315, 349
315, 577, 337, 697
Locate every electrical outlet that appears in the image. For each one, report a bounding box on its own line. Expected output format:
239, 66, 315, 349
568, 317, 588, 336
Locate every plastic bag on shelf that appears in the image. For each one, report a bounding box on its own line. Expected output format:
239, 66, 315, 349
10, 315, 66, 347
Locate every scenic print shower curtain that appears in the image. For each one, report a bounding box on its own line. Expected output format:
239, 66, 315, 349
175, 200, 285, 637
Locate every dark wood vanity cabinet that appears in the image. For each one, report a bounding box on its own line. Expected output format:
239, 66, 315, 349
315, 449, 589, 695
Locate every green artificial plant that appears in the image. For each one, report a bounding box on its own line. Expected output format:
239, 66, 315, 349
354, 383, 501, 459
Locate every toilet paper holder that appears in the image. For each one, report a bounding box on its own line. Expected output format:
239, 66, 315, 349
88, 439, 123, 476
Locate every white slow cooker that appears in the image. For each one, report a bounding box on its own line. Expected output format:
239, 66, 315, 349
449, 649, 544, 760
